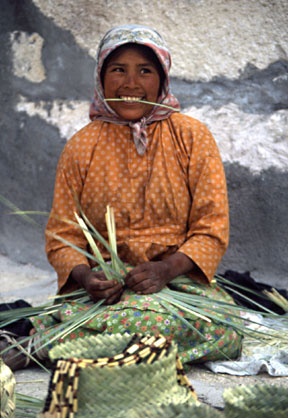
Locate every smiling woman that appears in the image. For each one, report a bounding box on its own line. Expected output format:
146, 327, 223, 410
3, 25, 242, 371
88, 25, 180, 155
103, 46, 160, 120
102, 44, 161, 121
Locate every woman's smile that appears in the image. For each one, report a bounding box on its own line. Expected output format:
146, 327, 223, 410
120, 96, 144, 102
103, 45, 161, 121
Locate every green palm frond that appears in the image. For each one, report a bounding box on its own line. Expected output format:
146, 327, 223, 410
15, 393, 44, 417
0, 195, 41, 227
263, 288, 288, 312
74, 211, 115, 281
106, 205, 122, 275
215, 275, 280, 315
105, 98, 180, 112
46, 230, 123, 280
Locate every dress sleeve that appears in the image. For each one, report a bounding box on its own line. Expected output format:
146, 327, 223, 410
177, 122, 229, 282
45, 139, 90, 292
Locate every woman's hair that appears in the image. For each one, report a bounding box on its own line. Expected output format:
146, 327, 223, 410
100, 43, 166, 97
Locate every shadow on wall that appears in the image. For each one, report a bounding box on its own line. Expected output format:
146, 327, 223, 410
0, 0, 95, 268
171, 59, 288, 114
220, 164, 288, 284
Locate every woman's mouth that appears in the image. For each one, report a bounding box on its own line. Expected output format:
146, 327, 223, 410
120, 96, 144, 102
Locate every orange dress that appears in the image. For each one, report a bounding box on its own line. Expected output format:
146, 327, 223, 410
35, 112, 243, 365
46, 112, 229, 292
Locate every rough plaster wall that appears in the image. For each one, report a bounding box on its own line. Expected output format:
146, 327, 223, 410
10, 31, 46, 82
0, 0, 287, 285
33, 0, 288, 80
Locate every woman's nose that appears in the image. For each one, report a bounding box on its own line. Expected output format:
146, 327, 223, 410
123, 71, 138, 88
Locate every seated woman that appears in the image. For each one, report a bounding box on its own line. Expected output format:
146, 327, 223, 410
12, 24, 243, 368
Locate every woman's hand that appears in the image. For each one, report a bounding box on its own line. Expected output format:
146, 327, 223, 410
125, 253, 196, 295
124, 261, 171, 294
70, 264, 123, 304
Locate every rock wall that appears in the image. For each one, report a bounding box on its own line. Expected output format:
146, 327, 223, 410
0, 0, 287, 285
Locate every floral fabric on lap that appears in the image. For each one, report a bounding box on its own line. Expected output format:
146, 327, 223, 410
31, 279, 242, 365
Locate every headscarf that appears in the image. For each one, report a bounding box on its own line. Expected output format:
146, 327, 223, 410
89, 24, 180, 156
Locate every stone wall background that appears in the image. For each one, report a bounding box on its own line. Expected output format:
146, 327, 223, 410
0, 0, 287, 285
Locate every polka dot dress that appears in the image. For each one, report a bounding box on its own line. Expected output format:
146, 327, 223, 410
46, 113, 229, 291
38, 113, 241, 364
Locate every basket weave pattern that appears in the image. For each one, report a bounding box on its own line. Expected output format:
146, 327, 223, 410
138, 402, 222, 418
223, 384, 288, 418
44, 333, 196, 417
0, 358, 16, 418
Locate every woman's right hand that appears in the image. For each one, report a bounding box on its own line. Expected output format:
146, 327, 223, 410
70, 264, 123, 304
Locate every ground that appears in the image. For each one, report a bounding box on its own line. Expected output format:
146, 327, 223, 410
1, 253, 287, 415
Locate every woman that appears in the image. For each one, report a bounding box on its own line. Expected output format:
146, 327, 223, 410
29, 24, 241, 366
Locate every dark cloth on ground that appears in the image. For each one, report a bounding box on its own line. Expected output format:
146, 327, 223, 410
218, 270, 288, 315
0, 300, 33, 335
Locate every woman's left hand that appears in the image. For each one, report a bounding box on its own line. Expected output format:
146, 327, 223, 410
124, 253, 196, 295
124, 261, 172, 294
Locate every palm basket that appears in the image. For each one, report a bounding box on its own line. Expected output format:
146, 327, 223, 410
223, 384, 288, 418
135, 402, 222, 418
0, 357, 16, 418
41, 333, 197, 418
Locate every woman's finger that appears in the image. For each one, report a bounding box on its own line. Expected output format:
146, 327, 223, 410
138, 285, 158, 295
89, 278, 118, 291
106, 289, 123, 305
128, 277, 155, 293
89, 282, 122, 300
125, 270, 148, 288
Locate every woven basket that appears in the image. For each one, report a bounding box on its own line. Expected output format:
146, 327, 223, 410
223, 384, 288, 418
0, 357, 16, 418
43, 333, 197, 418
135, 402, 222, 418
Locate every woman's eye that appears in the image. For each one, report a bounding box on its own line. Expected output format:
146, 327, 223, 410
112, 67, 124, 72
140, 68, 152, 74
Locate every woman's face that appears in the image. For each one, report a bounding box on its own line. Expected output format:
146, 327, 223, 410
103, 45, 161, 121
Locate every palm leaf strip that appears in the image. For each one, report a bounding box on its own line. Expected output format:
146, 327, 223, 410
157, 291, 279, 339
105, 98, 180, 112
15, 393, 44, 417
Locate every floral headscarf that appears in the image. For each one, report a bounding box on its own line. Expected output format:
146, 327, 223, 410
89, 24, 180, 156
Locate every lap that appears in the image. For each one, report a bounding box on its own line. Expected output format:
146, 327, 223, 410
31, 279, 242, 365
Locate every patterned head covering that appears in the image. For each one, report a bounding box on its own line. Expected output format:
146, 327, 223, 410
89, 24, 180, 155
